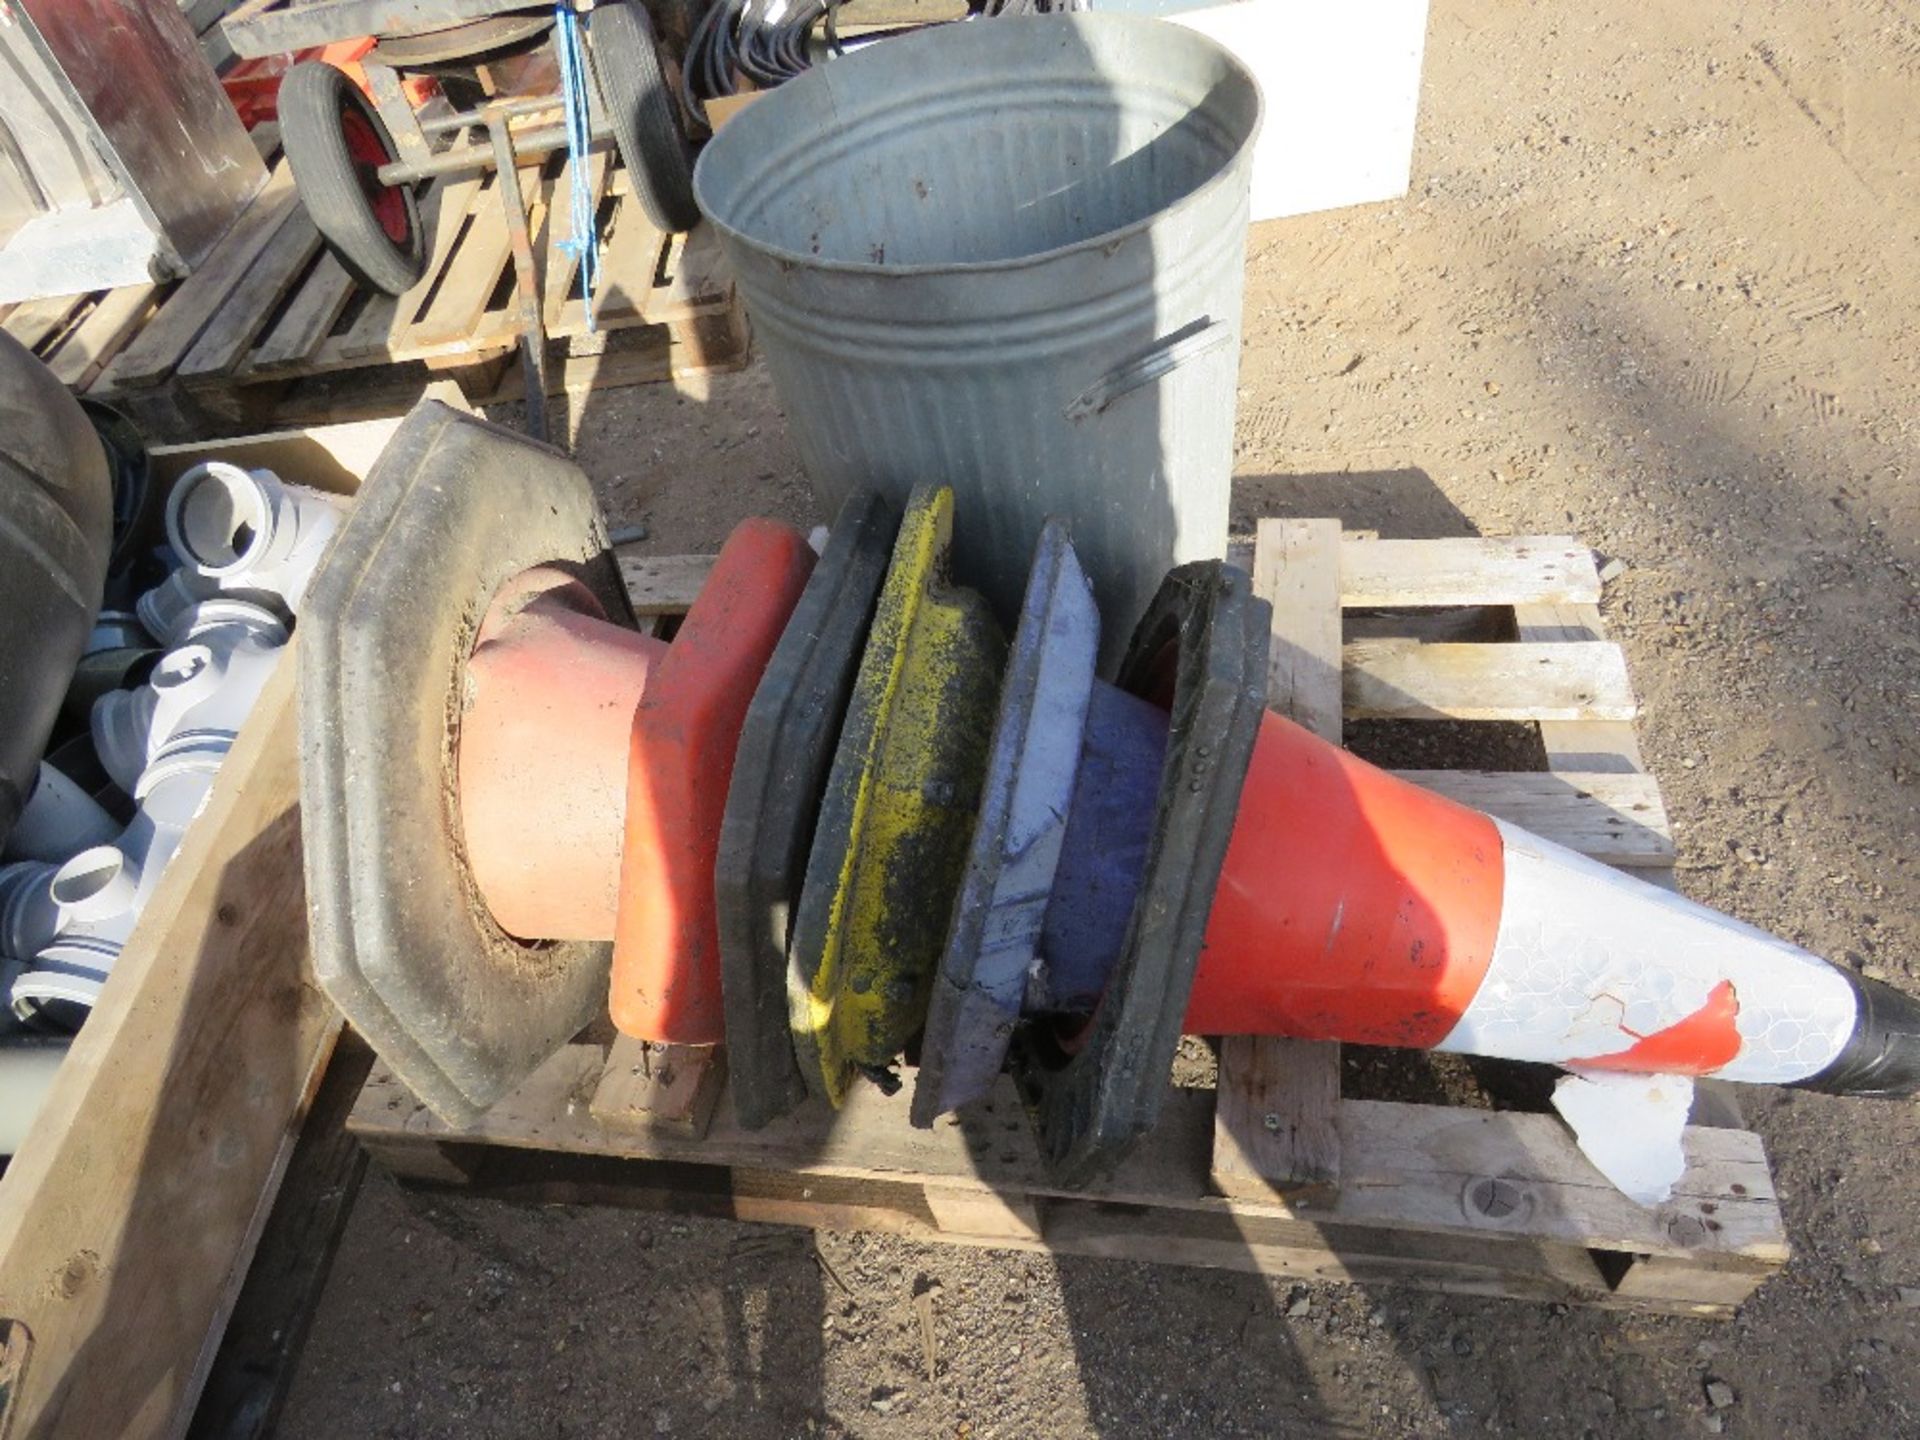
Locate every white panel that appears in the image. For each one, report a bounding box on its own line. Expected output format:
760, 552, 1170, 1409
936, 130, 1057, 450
1167, 0, 1431, 222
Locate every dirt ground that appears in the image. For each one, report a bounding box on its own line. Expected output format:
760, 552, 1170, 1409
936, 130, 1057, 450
278, 1, 1920, 1434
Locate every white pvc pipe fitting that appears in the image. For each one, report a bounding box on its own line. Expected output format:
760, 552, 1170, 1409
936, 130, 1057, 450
6, 766, 212, 1027
3, 764, 119, 864
6, 458, 337, 1030
0, 862, 61, 960
160, 463, 343, 623
91, 608, 288, 795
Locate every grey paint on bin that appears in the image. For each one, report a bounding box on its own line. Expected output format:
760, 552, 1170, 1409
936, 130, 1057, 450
693, 15, 1262, 667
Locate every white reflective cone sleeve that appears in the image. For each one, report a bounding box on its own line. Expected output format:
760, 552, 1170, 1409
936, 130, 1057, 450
1434, 821, 1858, 1083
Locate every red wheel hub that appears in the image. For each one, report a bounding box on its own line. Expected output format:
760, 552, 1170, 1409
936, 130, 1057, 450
341, 106, 411, 246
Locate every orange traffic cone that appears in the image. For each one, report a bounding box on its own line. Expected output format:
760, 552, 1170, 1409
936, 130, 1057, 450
918, 547, 1916, 1186
458, 566, 667, 940
1194, 711, 1875, 1088
457, 519, 816, 1042
611, 521, 817, 1043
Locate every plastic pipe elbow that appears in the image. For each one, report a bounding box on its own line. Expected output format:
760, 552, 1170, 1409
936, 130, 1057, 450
91, 610, 287, 794
0, 862, 61, 961
8, 767, 213, 1024
3, 764, 119, 864
163, 462, 345, 617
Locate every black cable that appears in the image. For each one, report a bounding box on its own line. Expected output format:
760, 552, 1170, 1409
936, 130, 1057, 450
683, 0, 1080, 106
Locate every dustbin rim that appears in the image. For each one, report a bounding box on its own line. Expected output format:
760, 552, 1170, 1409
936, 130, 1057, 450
691, 13, 1264, 283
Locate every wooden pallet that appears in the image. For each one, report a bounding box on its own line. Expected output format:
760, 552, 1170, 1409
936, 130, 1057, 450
2, 142, 747, 441
346, 521, 1787, 1317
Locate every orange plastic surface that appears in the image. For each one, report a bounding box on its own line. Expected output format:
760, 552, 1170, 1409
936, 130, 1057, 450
610, 520, 816, 1042
221, 40, 438, 128
1572, 978, 1744, 1073
458, 568, 666, 941
1186, 711, 1506, 1047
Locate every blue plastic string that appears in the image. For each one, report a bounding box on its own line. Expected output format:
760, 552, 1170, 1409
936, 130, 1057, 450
555, 1, 600, 329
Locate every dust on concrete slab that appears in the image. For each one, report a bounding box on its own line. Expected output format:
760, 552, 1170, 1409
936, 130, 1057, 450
278, 1, 1920, 1434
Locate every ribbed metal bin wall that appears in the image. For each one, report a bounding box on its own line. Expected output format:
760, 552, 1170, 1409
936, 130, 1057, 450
694, 15, 1262, 664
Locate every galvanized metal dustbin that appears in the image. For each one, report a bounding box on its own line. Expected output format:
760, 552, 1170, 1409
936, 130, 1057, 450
694, 14, 1262, 665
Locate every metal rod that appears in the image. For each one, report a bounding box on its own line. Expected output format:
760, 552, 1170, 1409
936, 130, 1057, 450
487, 112, 551, 445
377, 125, 613, 185
419, 92, 563, 136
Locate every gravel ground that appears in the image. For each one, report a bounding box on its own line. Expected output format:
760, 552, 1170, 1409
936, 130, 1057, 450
279, 1, 1920, 1434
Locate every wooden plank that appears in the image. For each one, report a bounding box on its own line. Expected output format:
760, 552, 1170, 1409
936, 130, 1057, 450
308, 177, 474, 369
1254, 517, 1344, 741
1213, 1034, 1343, 1204
0, 656, 342, 1440
1213, 517, 1344, 1204
1513, 602, 1648, 772
320, 294, 399, 369
254, 356, 508, 431
348, 1051, 1786, 1267
247, 252, 358, 372
542, 149, 612, 331
398, 166, 538, 355
1040, 1202, 1613, 1305
364, 178, 469, 353
590, 1039, 725, 1138
1393, 769, 1674, 867
179, 211, 325, 379
350, 1135, 1740, 1316
1608, 1251, 1773, 1310
1339, 536, 1601, 608
185, 1038, 374, 1440
616, 550, 715, 614
922, 1184, 1043, 1242
1342, 638, 1637, 721
521, 305, 752, 393
641, 221, 732, 324
2, 295, 82, 351
43, 285, 161, 390
572, 162, 658, 331
98, 160, 300, 391
149, 414, 412, 491
1327, 1097, 1784, 1263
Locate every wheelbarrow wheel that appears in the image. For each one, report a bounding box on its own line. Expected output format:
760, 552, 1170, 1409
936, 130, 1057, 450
280, 62, 426, 297
589, 2, 700, 233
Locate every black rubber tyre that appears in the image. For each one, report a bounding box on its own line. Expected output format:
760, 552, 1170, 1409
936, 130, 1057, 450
589, 2, 701, 233
279, 61, 425, 296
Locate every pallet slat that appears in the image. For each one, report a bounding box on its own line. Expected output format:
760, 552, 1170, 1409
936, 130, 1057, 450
3, 294, 81, 350
250, 252, 358, 372
1394, 769, 1674, 865
43, 285, 160, 389
642, 222, 734, 324
1340, 536, 1601, 607
566, 180, 661, 333
400, 167, 537, 353
319, 177, 475, 368
1214, 518, 1345, 1204
179, 211, 324, 379
97, 160, 300, 391
0, 658, 343, 1438
349, 1052, 1783, 1311
349, 1053, 1784, 1260
1343, 638, 1637, 721
618, 551, 717, 613
543, 150, 612, 330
